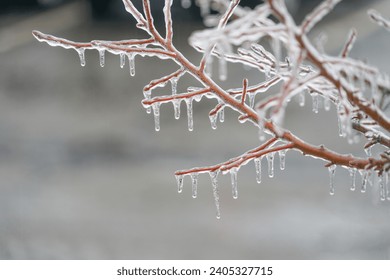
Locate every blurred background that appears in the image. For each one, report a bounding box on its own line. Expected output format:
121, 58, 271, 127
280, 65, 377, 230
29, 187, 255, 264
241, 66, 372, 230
0, 0, 390, 259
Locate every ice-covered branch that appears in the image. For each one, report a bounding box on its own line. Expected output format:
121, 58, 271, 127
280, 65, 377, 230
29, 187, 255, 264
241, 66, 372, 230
33, 0, 390, 218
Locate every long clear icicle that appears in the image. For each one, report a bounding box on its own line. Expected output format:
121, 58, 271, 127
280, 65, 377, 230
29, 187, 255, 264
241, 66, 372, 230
129, 54, 135, 76
219, 106, 225, 123
209, 171, 221, 219
171, 78, 180, 119
186, 98, 194, 131
328, 165, 336, 195
230, 168, 238, 199
278, 150, 286, 170
311, 92, 319, 114
323, 97, 331, 111
378, 174, 385, 201
360, 170, 368, 193
77, 48, 86, 67
266, 152, 275, 178
349, 167, 356, 191
254, 157, 262, 184
152, 103, 160, 131
176, 174, 184, 193
98, 49, 105, 67
191, 173, 198, 198
120, 53, 126, 68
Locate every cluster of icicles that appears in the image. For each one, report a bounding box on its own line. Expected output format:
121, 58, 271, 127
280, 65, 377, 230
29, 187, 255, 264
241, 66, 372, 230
175, 150, 287, 219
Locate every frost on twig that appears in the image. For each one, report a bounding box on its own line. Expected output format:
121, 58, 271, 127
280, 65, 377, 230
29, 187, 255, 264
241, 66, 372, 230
33, 0, 390, 218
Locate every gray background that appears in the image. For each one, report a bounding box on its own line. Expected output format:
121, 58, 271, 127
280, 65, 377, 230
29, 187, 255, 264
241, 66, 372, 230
0, 0, 389, 259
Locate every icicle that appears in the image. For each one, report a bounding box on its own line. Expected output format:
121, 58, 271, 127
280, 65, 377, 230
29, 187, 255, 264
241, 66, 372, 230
328, 165, 336, 195
337, 103, 346, 137
219, 56, 227, 81
264, 65, 271, 79
171, 78, 177, 96
209, 114, 217, 130
230, 168, 238, 199
120, 53, 126, 68
349, 168, 356, 191
323, 97, 331, 111
278, 150, 286, 170
143, 90, 152, 114
266, 152, 275, 178
364, 146, 372, 157
173, 100, 181, 120
254, 157, 262, 184
219, 106, 225, 123
378, 174, 385, 201
152, 103, 160, 131
311, 92, 319, 114
186, 98, 194, 131
298, 91, 305, 107
77, 48, 86, 67
191, 173, 198, 198
176, 174, 184, 194
98, 49, 105, 67
209, 171, 221, 219
181, 0, 191, 9
248, 92, 256, 108
128, 54, 135, 76
360, 170, 368, 193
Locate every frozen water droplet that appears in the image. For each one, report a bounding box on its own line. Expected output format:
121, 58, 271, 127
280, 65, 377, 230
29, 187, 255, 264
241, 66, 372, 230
364, 146, 372, 157
176, 174, 184, 193
219, 107, 225, 123
191, 173, 198, 198
278, 150, 286, 170
311, 92, 319, 114
209, 171, 221, 219
77, 48, 86, 67
209, 114, 217, 130
378, 174, 385, 201
181, 0, 191, 9
360, 170, 368, 193
248, 93, 256, 108
120, 53, 126, 68
254, 157, 262, 184
323, 97, 331, 111
328, 165, 336, 195
230, 168, 238, 199
266, 152, 275, 178
128, 54, 135, 76
186, 98, 194, 131
152, 103, 161, 131
219, 56, 227, 81
99, 49, 105, 67
298, 92, 305, 107
173, 100, 181, 120
349, 168, 356, 191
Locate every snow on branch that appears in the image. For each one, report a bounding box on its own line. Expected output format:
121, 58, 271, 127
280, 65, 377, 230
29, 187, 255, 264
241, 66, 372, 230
33, 0, 390, 218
